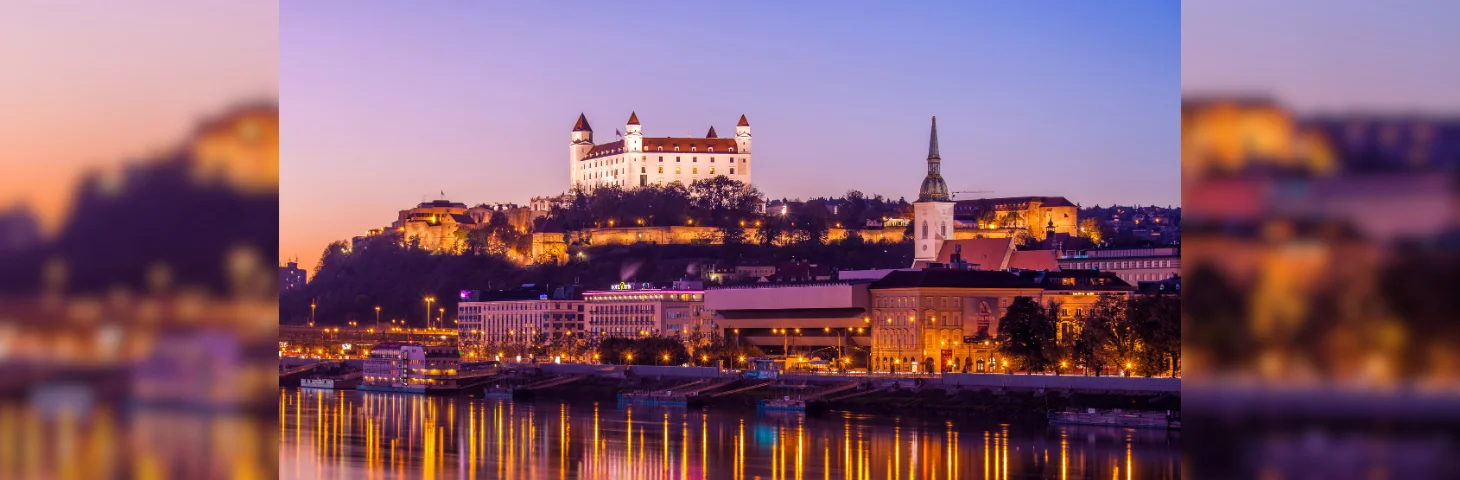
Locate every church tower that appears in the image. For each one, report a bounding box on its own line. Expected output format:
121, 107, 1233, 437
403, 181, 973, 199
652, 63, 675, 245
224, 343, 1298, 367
913, 116, 955, 267
570, 113, 593, 187
625, 111, 642, 153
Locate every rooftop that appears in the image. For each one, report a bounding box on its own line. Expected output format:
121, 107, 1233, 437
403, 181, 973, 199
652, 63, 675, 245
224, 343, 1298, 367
871, 269, 1039, 290
954, 196, 1077, 209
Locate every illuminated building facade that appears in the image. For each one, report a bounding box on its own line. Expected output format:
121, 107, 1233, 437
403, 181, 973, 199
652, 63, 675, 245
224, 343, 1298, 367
953, 196, 1079, 241
1058, 246, 1181, 285
456, 289, 585, 350
361, 342, 460, 392
279, 261, 307, 292
705, 280, 875, 362
1016, 270, 1135, 341
584, 281, 707, 338
868, 268, 1043, 374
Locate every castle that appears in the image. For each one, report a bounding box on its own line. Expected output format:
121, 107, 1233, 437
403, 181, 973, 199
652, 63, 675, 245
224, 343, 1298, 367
570, 112, 752, 189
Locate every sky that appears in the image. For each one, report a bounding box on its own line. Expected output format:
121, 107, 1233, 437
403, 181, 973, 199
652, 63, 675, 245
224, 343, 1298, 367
0, 2, 277, 233
1183, 0, 1460, 114
281, 2, 1181, 270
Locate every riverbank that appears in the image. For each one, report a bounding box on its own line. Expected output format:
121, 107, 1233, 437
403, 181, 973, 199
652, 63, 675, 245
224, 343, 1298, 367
507, 373, 1178, 421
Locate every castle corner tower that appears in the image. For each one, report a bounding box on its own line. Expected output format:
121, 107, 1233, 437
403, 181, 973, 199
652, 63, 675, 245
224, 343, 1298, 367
625, 111, 642, 152
570, 113, 594, 187
913, 116, 955, 267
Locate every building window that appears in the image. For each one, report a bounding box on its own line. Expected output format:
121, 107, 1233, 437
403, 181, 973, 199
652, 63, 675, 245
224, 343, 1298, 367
692, 168, 697, 174
709, 167, 715, 174
676, 157, 681, 162
658, 166, 663, 173
710, 157, 715, 162
641, 167, 646, 173
730, 168, 736, 174
693, 157, 697, 162
674, 146, 680, 152
658, 156, 663, 162
676, 167, 681, 174
922, 221, 929, 239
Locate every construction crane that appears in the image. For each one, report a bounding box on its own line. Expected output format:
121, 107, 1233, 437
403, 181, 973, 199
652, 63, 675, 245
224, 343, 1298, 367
950, 190, 991, 200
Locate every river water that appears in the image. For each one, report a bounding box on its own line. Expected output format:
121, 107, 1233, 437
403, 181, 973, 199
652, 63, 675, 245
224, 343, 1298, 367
280, 388, 1181, 479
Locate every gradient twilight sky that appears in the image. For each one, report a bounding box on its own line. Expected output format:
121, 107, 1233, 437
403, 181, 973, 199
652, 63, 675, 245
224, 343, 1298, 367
280, 2, 1181, 269
1183, 0, 1460, 114
0, 2, 277, 233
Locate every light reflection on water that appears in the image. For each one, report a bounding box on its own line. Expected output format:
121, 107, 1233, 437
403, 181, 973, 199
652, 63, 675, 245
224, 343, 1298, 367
0, 400, 275, 479
280, 388, 1180, 479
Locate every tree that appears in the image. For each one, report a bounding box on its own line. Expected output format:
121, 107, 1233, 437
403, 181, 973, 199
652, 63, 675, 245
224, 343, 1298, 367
316, 240, 350, 276
691, 177, 762, 245
1079, 217, 1103, 243
996, 297, 1057, 374
1185, 263, 1247, 371
1071, 310, 1111, 376
595, 336, 690, 365
1044, 300, 1074, 375
1088, 294, 1137, 376
1129, 293, 1181, 377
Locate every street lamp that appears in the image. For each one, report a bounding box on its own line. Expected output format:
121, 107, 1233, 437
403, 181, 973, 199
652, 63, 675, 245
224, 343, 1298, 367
375, 306, 381, 332
439, 307, 445, 330
310, 301, 316, 327
424, 296, 435, 330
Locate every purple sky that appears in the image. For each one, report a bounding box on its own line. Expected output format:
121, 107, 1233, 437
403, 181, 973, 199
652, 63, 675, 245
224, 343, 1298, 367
281, 2, 1179, 268
1183, 0, 1460, 114
0, 1, 275, 234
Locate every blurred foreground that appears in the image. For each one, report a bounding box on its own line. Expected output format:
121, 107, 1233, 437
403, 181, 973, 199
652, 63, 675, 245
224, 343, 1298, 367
1182, 95, 1460, 477
0, 104, 279, 479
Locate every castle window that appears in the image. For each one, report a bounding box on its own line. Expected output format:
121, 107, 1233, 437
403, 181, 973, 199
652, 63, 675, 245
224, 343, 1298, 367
693, 157, 697, 162
691, 146, 697, 152
676, 157, 681, 162
659, 156, 663, 162
708, 147, 714, 152
658, 167, 663, 173
657, 147, 663, 151
674, 146, 680, 152
710, 157, 715, 163
676, 167, 681, 174
641, 167, 646, 173
922, 221, 929, 239
692, 168, 698, 174
709, 168, 715, 174
730, 168, 736, 174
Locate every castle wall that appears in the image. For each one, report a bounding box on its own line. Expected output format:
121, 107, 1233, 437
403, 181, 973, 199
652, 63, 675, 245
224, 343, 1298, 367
566, 226, 909, 247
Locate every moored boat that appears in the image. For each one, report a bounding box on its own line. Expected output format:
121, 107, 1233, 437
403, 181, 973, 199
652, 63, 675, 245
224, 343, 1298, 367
1048, 408, 1177, 429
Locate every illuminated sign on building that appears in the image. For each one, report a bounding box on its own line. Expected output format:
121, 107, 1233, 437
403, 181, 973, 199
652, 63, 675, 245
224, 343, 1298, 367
609, 282, 654, 291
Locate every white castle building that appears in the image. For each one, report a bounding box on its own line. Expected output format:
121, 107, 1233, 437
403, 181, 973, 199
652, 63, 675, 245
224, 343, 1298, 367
570, 112, 752, 189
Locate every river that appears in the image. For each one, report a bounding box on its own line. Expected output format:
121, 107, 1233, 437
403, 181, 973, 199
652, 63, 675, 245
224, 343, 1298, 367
280, 388, 1180, 479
